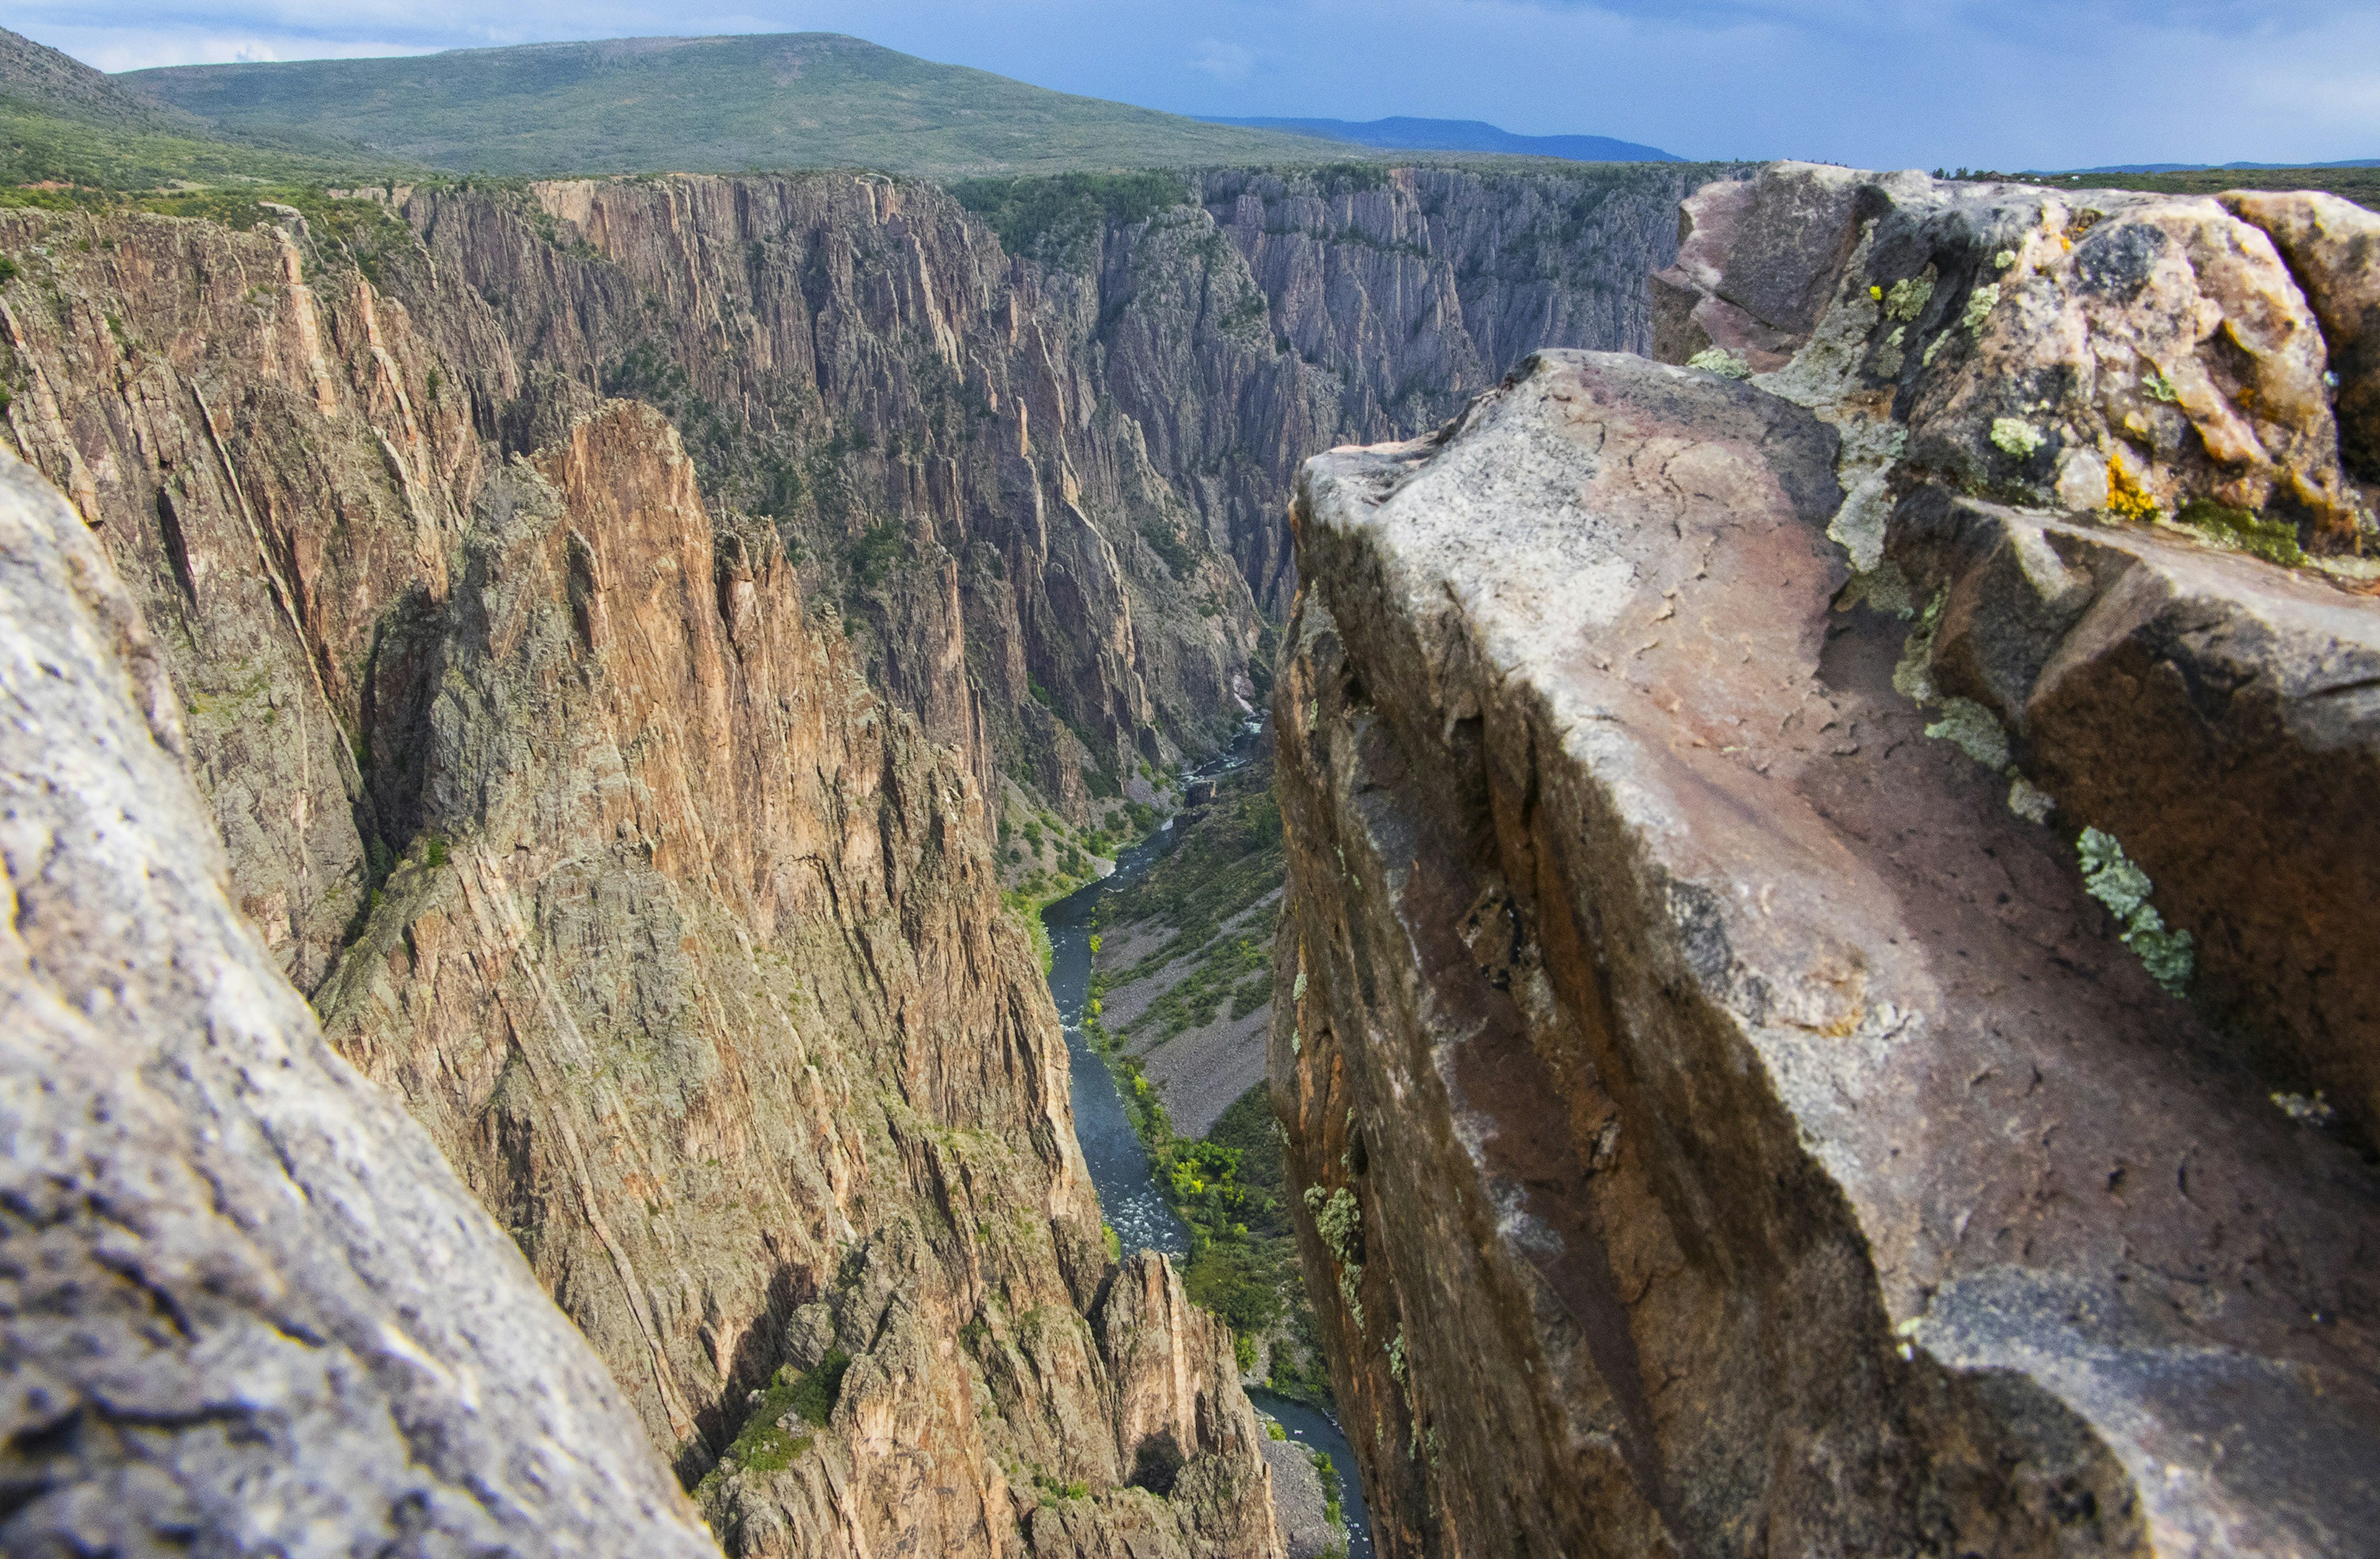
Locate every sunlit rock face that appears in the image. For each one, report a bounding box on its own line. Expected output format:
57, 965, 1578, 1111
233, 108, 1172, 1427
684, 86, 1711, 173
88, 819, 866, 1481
0, 449, 717, 1557
0, 190, 1300, 1557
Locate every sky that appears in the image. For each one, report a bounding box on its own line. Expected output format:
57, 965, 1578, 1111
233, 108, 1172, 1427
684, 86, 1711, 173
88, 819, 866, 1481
15, 0, 2380, 170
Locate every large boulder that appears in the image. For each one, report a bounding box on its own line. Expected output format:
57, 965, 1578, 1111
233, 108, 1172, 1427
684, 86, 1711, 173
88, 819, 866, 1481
1652, 162, 2370, 552
2220, 190, 2380, 481
0, 453, 716, 1555
1271, 350, 2380, 1557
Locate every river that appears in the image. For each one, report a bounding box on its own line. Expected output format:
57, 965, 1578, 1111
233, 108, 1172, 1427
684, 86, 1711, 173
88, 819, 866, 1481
1041, 726, 1375, 1558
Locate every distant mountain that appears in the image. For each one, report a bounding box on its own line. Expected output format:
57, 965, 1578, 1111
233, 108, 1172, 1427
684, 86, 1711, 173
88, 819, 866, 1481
1199, 115, 1678, 164
0, 25, 382, 187
0, 25, 207, 134
121, 33, 1381, 179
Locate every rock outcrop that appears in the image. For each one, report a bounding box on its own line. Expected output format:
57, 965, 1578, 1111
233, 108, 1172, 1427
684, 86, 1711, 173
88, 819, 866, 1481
0, 451, 713, 1554
310, 397, 1280, 1557
1271, 164, 2380, 1557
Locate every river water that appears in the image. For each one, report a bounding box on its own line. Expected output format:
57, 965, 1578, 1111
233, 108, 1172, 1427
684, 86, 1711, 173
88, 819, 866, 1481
1041, 725, 1374, 1557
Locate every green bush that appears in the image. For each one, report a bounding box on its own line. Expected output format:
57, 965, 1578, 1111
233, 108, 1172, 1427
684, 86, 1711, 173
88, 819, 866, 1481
844, 519, 907, 593
951, 170, 1191, 270
789, 1348, 851, 1427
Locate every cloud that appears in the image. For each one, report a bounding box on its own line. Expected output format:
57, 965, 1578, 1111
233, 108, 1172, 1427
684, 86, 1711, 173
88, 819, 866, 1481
11, 0, 2378, 168
1188, 38, 1253, 81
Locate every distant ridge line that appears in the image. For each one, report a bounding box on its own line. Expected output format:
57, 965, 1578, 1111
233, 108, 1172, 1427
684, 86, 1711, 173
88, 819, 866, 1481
2043, 158, 2379, 174
1199, 115, 1679, 164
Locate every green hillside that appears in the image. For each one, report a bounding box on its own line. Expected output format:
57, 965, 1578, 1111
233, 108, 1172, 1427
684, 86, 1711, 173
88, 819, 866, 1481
125, 33, 1376, 179
0, 26, 387, 190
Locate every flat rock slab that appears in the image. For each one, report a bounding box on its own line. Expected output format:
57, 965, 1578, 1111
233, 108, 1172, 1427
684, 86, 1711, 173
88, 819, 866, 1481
1891, 485, 2380, 1144
1271, 350, 2380, 1558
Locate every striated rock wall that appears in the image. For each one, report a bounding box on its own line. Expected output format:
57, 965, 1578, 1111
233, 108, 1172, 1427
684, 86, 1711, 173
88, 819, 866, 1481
314, 398, 1281, 1556
1271, 166, 2380, 1557
0, 451, 713, 1555
0, 199, 1284, 1556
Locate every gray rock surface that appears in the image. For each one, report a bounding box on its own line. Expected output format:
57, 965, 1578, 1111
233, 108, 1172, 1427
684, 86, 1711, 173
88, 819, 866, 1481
0, 451, 715, 1555
1257, 1430, 1339, 1559
1890, 485, 2380, 1145
1271, 350, 2380, 1557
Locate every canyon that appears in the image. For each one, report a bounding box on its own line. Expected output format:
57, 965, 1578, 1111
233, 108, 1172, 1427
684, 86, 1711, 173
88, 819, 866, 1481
10, 20, 2380, 1544
0, 154, 1712, 1553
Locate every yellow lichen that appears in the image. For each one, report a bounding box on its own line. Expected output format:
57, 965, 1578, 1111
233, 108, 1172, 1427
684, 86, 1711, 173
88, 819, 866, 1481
2105, 459, 2161, 523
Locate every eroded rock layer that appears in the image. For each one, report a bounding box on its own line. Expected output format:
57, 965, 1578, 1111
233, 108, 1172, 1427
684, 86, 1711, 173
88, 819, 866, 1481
1271, 326, 2380, 1552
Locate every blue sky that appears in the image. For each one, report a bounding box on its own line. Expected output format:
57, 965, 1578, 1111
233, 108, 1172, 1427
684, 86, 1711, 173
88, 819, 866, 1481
17, 0, 2380, 170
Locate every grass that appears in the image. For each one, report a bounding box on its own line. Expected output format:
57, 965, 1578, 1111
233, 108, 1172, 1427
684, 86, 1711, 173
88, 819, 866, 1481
697, 1347, 848, 1487
0, 27, 395, 192
0, 97, 382, 191
125, 33, 1382, 180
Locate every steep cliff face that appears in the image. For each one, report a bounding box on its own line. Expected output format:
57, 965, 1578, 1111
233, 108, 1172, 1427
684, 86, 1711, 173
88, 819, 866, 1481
0, 200, 1284, 1557
0, 451, 711, 1555
393, 173, 1259, 820
0, 157, 1723, 1556
1186, 162, 1735, 614
315, 399, 1280, 1557
1271, 172, 2380, 1557
0, 198, 501, 990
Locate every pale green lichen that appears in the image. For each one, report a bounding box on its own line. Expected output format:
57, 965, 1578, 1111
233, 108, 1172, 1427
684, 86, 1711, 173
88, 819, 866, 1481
1292, 969, 1307, 1001
2271, 1090, 2335, 1126
2006, 775, 2055, 824
1308, 1185, 1362, 1260
1923, 697, 2009, 771
1892, 589, 1947, 704
1993, 249, 2017, 270
2179, 497, 2304, 567
1922, 333, 1951, 368
1387, 1328, 1408, 1385
1836, 559, 1916, 618
1305, 1185, 1367, 1332
1875, 328, 1907, 377
2142, 371, 2179, 404
2076, 828, 2193, 996
1990, 417, 2045, 457
1962, 282, 2002, 334
1687, 347, 1753, 380
1884, 275, 1935, 322
1827, 469, 1893, 573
